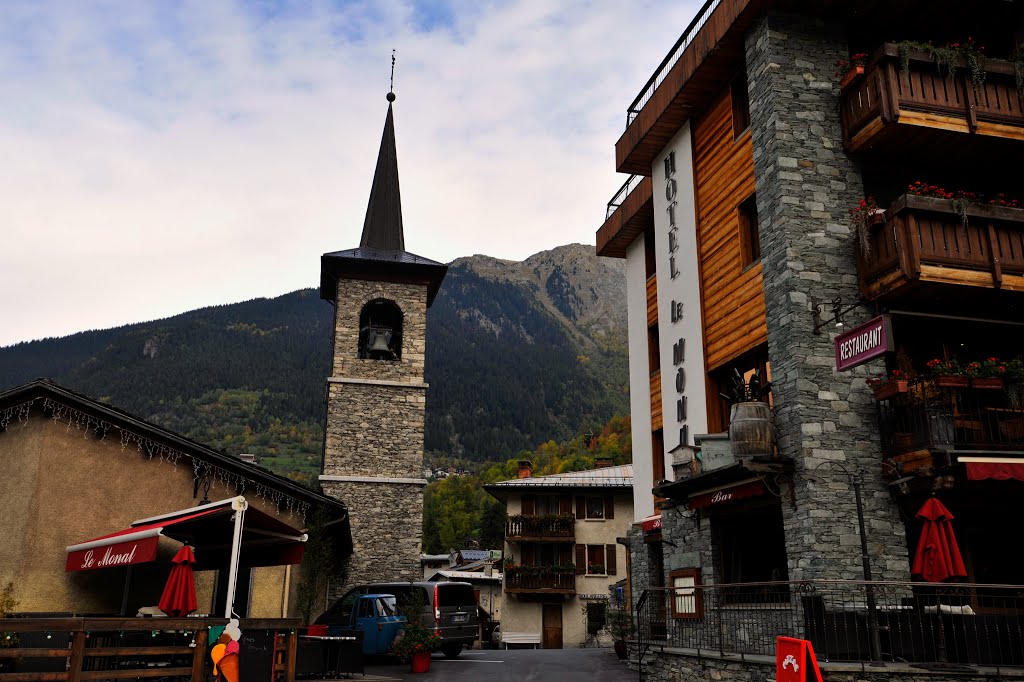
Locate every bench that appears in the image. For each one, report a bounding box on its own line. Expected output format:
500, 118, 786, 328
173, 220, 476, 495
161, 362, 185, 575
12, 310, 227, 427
502, 632, 541, 649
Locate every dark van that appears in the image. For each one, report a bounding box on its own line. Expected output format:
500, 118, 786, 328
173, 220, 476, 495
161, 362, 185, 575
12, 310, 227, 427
316, 581, 479, 658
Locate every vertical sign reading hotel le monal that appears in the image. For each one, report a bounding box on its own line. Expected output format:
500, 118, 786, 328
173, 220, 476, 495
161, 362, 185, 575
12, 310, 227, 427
664, 151, 687, 450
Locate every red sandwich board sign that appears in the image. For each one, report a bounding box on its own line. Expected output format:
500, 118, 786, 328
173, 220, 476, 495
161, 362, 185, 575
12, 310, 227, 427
776, 637, 824, 682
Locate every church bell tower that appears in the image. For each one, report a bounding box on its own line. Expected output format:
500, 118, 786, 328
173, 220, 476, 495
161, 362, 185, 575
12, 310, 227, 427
318, 87, 447, 586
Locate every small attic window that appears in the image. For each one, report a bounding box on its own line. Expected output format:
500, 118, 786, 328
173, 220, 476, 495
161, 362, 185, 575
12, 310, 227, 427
358, 299, 403, 361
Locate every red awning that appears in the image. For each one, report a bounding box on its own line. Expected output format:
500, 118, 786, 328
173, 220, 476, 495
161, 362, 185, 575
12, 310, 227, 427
66, 498, 307, 573
640, 515, 662, 532
687, 479, 766, 510
965, 460, 1024, 482
66, 508, 225, 572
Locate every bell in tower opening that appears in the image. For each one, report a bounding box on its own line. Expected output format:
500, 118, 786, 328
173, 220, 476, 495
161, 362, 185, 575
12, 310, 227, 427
358, 299, 402, 361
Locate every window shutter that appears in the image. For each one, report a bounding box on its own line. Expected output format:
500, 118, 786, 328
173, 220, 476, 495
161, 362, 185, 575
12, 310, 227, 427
604, 495, 615, 520
521, 495, 536, 516
559, 495, 573, 515
576, 496, 586, 519
522, 544, 536, 566
575, 545, 586, 575
606, 545, 617, 575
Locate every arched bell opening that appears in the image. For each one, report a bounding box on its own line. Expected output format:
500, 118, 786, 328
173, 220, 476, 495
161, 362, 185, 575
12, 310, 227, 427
358, 299, 403, 361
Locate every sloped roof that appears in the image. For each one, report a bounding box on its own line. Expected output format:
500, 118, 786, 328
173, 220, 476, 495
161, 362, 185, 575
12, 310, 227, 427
0, 379, 350, 537
360, 101, 404, 251
485, 464, 633, 498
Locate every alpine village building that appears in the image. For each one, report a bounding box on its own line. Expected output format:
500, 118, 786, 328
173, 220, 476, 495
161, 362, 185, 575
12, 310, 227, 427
595, 0, 1024, 679
484, 460, 633, 649
318, 88, 447, 592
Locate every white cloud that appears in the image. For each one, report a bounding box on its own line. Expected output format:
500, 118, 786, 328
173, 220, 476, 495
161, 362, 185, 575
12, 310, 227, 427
0, 0, 701, 346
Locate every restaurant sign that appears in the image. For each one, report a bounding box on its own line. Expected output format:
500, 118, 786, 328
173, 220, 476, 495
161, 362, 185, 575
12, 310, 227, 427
834, 315, 893, 372
65, 535, 160, 572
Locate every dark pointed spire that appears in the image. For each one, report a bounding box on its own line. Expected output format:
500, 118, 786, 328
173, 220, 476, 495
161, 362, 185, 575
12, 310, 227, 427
359, 54, 404, 251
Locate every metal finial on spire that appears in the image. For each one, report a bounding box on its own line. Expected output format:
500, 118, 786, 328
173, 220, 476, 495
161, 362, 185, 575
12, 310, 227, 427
387, 49, 396, 102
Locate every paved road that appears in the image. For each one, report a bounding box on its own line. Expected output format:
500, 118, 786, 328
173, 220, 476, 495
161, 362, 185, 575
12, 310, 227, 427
359, 647, 635, 681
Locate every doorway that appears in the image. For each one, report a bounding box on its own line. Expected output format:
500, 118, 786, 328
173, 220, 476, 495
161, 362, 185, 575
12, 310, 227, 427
542, 604, 563, 649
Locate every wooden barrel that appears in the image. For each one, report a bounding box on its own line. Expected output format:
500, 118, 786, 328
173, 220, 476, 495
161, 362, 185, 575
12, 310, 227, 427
728, 401, 776, 456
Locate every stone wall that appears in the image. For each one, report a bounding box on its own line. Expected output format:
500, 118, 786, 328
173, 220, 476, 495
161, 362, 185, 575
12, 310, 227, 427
320, 479, 423, 584
332, 279, 427, 383
322, 382, 425, 478
744, 11, 910, 582
637, 651, 1021, 682
323, 277, 431, 589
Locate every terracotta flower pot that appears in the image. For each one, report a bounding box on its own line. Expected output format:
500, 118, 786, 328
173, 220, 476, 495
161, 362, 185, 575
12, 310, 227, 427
410, 651, 431, 673
971, 377, 1004, 389
934, 375, 968, 389
872, 379, 908, 401
839, 64, 865, 90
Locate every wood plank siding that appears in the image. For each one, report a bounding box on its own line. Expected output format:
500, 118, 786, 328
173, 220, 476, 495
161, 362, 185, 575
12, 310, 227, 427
692, 87, 767, 371
650, 370, 663, 431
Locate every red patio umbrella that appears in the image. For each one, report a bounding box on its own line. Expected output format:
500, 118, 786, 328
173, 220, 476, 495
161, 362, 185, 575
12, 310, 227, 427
159, 545, 198, 617
911, 498, 967, 583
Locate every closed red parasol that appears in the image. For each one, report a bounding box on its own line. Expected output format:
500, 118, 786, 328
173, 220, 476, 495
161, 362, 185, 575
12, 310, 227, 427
159, 545, 198, 617
911, 498, 967, 583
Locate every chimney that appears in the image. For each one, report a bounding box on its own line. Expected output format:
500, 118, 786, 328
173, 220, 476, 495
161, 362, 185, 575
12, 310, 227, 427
596, 457, 613, 469
517, 460, 533, 479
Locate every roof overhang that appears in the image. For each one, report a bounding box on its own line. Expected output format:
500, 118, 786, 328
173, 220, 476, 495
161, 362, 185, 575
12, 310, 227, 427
320, 249, 449, 308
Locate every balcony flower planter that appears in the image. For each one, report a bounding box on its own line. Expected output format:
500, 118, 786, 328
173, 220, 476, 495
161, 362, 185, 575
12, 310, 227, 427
872, 379, 909, 401
839, 64, 865, 91
971, 377, 1005, 390
934, 376, 969, 389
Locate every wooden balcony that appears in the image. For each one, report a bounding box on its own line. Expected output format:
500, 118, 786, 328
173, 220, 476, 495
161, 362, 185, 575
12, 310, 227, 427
858, 194, 1024, 302
841, 44, 1024, 155
504, 567, 576, 595
505, 514, 575, 542
596, 175, 653, 258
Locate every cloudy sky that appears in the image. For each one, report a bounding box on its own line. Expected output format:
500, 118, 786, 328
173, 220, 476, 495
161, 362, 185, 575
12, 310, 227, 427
1, 0, 700, 347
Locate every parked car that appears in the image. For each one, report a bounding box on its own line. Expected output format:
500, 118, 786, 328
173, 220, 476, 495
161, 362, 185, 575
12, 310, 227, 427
316, 581, 479, 658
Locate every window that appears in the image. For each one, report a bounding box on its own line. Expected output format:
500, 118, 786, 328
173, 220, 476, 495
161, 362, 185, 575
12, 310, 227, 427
644, 226, 657, 279
652, 429, 665, 484
713, 504, 789, 604
522, 543, 572, 568
669, 569, 703, 619
524, 495, 568, 516
358, 299, 403, 361
575, 544, 618, 575
575, 495, 615, 520
731, 69, 750, 138
738, 193, 760, 266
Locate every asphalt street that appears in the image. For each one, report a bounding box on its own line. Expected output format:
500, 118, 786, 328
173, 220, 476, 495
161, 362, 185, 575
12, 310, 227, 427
358, 647, 636, 681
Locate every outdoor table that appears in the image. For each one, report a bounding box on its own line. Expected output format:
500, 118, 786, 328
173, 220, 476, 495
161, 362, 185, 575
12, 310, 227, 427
296, 634, 363, 678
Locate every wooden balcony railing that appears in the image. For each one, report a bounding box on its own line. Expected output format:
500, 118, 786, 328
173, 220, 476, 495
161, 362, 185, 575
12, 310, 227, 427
505, 514, 575, 542
857, 194, 1024, 301
841, 43, 1024, 153
504, 567, 576, 595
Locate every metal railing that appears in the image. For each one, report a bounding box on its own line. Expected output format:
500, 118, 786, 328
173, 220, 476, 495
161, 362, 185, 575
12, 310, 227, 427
877, 378, 1024, 457
505, 514, 574, 540
635, 580, 1024, 668
606, 175, 642, 220
625, 0, 723, 126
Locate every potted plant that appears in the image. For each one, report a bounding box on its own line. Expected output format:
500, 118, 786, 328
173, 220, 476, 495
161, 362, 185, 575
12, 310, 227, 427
925, 358, 967, 388
967, 357, 1007, 389
720, 368, 775, 456
606, 608, 633, 660
849, 196, 884, 259
391, 623, 441, 673
867, 369, 910, 400
1005, 358, 1024, 408
835, 53, 869, 90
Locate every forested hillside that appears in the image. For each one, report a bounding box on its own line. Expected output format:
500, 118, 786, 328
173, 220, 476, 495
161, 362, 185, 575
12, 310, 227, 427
0, 245, 628, 486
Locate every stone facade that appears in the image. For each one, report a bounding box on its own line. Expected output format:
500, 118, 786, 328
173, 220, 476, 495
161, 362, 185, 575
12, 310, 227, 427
331, 279, 428, 383
744, 11, 910, 582
322, 276, 430, 587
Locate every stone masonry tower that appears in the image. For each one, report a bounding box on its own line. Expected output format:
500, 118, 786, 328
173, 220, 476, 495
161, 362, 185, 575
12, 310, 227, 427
318, 89, 447, 587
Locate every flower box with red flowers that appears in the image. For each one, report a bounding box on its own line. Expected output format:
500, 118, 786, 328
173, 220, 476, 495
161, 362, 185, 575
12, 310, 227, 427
866, 370, 909, 400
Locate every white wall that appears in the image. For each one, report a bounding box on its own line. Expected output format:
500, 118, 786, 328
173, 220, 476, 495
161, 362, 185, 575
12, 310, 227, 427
653, 122, 708, 469
625, 235, 655, 522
